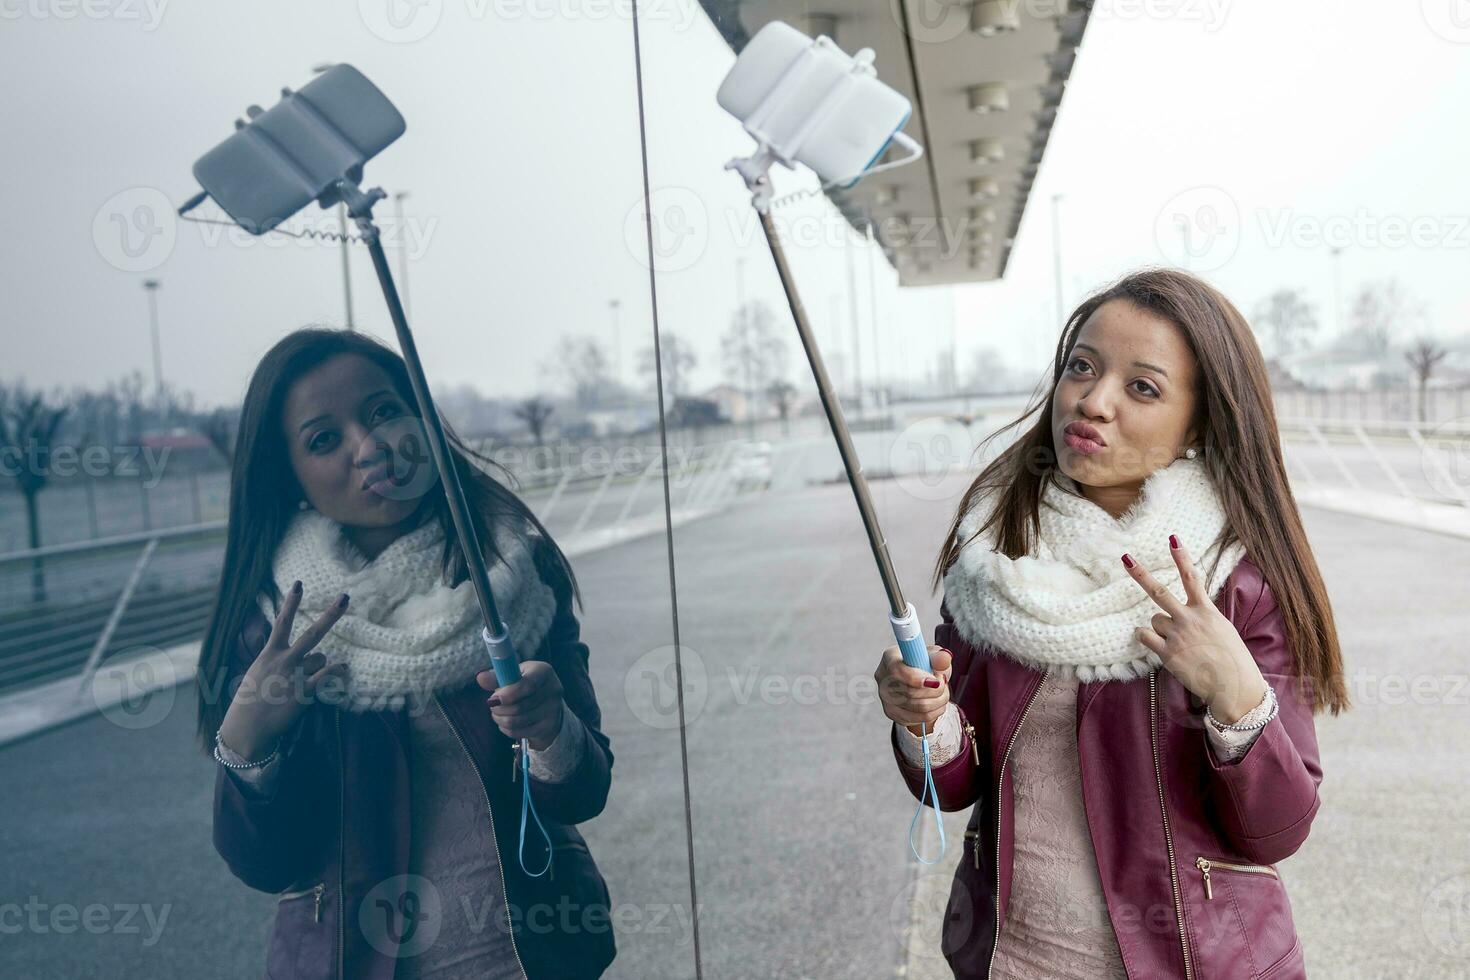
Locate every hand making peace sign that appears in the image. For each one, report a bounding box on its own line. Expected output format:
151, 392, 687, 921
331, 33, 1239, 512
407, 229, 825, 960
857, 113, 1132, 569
1123, 534, 1269, 725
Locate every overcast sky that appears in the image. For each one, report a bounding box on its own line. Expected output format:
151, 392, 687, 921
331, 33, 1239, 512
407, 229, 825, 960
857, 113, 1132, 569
3, 0, 1467, 410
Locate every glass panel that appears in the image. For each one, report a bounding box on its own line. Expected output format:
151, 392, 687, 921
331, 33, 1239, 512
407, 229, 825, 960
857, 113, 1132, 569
0, 7, 695, 980
635, 3, 984, 976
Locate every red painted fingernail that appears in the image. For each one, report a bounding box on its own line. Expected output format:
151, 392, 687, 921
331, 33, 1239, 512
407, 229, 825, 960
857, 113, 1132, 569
1169, 534, 1179, 550
1121, 553, 1135, 568
488, 696, 502, 707
337, 593, 349, 609
292, 580, 302, 595
923, 677, 941, 689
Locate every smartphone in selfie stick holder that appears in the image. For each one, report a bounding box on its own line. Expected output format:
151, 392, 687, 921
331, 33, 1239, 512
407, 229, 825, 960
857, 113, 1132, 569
180, 64, 549, 877
719, 23, 944, 861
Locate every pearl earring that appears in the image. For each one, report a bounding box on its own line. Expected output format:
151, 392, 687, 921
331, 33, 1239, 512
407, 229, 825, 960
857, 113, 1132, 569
298, 499, 310, 511
1184, 447, 1198, 460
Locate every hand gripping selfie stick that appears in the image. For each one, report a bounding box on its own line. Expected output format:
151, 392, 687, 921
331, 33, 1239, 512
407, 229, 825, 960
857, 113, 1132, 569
718, 23, 945, 862
179, 64, 550, 876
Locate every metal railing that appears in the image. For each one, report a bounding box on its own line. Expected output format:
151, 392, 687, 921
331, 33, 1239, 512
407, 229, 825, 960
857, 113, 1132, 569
1277, 416, 1470, 508
0, 441, 757, 703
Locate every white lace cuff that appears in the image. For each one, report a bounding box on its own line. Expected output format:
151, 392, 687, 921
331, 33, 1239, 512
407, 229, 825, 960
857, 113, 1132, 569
527, 708, 588, 783
895, 703, 964, 768
217, 735, 285, 798
1204, 685, 1275, 763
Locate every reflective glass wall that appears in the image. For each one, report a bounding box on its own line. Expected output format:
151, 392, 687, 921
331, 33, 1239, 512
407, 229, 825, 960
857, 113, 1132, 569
0, 5, 696, 978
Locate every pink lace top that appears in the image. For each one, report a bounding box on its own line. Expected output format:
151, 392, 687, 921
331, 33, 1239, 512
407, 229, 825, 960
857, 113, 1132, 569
987, 667, 1127, 978
896, 667, 1267, 978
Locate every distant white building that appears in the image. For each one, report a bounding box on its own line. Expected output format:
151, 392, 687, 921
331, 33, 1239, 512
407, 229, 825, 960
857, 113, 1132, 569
699, 384, 752, 422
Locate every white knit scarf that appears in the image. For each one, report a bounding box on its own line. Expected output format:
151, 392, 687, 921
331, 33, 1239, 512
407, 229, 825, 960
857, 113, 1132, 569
257, 509, 557, 712
942, 455, 1246, 683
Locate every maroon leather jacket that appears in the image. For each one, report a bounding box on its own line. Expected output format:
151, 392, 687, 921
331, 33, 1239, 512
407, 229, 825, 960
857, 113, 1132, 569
891, 555, 1321, 980
211, 543, 615, 980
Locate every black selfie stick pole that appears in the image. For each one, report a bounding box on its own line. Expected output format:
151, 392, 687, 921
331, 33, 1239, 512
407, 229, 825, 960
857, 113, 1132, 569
334, 179, 509, 641
752, 181, 909, 622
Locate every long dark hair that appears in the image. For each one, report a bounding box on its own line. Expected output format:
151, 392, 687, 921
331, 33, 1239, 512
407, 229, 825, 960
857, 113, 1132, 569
934, 267, 1348, 716
195, 327, 579, 752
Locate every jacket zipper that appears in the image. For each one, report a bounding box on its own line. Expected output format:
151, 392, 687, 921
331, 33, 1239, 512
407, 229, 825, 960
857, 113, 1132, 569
1151, 670, 1194, 980
278, 882, 325, 923
335, 710, 344, 980
433, 695, 530, 980
960, 717, 982, 870
960, 718, 982, 767
1194, 856, 1278, 901
985, 673, 1045, 980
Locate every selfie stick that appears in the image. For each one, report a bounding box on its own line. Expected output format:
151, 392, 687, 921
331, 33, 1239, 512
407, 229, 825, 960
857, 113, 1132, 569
720, 25, 931, 676
719, 25, 944, 862
330, 181, 525, 691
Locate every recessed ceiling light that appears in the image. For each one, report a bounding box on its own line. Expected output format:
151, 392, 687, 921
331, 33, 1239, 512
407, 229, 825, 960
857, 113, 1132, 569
969, 176, 1000, 199
971, 0, 1020, 36
967, 83, 1009, 115
970, 138, 1005, 163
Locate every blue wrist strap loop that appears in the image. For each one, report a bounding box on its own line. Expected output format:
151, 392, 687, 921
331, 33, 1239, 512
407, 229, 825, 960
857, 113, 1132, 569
908, 722, 947, 864
517, 737, 554, 878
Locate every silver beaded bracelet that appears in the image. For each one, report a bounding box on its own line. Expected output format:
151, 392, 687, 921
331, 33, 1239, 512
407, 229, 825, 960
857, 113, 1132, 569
1205, 682, 1278, 734
214, 729, 282, 770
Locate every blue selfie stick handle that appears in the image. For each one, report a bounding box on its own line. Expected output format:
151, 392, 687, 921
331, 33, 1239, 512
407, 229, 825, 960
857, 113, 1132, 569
482, 626, 522, 687
481, 624, 555, 878
890, 602, 931, 673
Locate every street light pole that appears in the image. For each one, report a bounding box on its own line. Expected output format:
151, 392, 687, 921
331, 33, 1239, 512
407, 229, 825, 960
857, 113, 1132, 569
845, 234, 864, 413
608, 298, 622, 392
1329, 246, 1344, 335
1051, 192, 1065, 329
866, 221, 883, 409
394, 190, 411, 322
338, 201, 356, 330
142, 278, 164, 412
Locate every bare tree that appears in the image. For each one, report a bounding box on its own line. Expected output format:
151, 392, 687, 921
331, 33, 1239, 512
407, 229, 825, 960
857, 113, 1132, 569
766, 379, 797, 436
0, 384, 69, 601
1346, 279, 1425, 356
721, 301, 788, 432
511, 397, 555, 446
1252, 288, 1319, 358
1404, 337, 1450, 423
966, 346, 1019, 394
545, 335, 616, 411
112, 371, 147, 443
200, 407, 237, 464
638, 332, 698, 404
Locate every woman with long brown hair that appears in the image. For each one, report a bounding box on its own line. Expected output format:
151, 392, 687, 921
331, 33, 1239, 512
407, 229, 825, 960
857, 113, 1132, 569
876, 267, 1346, 979
197, 327, 615, 979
